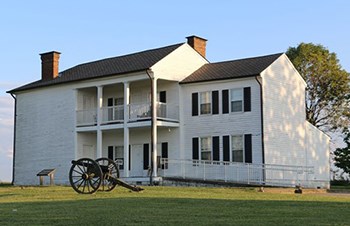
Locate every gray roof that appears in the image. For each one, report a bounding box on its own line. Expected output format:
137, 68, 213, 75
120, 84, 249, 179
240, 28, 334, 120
180, 53, 283, 84
8, 43, 183, 93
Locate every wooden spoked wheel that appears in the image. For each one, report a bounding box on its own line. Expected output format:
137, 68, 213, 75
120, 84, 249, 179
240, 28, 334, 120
95, 157, 120, 191
69, 158, 102, 194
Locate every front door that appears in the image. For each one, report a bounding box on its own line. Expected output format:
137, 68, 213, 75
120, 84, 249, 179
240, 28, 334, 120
130, 145, 144, 177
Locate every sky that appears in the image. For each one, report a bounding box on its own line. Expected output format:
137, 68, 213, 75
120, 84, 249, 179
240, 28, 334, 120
0, 1, 349, 182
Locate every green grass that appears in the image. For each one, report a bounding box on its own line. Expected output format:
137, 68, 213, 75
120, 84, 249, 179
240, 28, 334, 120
1, 186, 350, 225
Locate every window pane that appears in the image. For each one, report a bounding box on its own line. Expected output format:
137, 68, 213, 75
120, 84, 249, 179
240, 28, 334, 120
201, 137, 211, 160
200, 103, 211, 114
231, 89, 242, 100
202, 151, 211, 160
200, 92, 211, 115
232, 135, 243, 150
232, 150, 243, 162
231, 101, 242, 112
230, 89, 243, 112
232, 135, 243, 162
200, 92, 210, 103
115, 98, 124, 106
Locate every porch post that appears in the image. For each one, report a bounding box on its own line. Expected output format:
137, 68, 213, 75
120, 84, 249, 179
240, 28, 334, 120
151, 78, 158, 177
123, 82, 130, 177
96, 86, 103, 158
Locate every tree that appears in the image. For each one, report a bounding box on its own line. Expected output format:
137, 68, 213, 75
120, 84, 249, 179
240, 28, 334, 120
286, 43, 350, 132
334, 130, 350, 175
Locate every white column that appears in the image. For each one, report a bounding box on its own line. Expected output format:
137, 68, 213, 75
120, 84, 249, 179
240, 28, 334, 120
97, 86, 103, 126
74, 89, 78, 159
96, 86, 103, 158
97, 130, 102, 158
123, 82, 130, 177
152, 78, 158, 177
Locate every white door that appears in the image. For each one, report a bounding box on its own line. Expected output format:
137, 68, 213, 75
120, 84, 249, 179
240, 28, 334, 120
130, 145, 144, 177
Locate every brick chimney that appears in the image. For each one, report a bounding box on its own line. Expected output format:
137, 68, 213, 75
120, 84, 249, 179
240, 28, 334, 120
40, 51, 61, 80
186, 35, 207, 58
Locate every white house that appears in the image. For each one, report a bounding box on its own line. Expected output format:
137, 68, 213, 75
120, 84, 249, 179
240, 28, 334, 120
8, 36, 330, 188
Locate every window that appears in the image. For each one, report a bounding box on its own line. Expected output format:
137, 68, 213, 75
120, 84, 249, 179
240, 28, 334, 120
108, 146, 124, 170
200, 92, 211, 115
230, 88, 243, 112
107, 97, 124, 121
200, 137, 212, 160
232, 135, 244, 162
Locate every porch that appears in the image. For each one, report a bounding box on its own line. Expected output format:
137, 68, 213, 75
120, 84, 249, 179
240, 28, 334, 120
75, 79, 179, 127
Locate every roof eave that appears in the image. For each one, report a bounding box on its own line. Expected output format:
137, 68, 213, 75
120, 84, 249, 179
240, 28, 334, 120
180, 74, 260, 84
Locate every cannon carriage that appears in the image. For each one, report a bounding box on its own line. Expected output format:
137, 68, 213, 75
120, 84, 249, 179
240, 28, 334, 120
69, 157, 143, 194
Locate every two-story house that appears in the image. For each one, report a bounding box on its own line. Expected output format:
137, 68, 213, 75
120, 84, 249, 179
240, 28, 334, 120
7, 36, 330, 188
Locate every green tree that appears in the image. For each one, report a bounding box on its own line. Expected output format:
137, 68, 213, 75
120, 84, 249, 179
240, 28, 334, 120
286, 43, 350, 132
334, 130, 350, 175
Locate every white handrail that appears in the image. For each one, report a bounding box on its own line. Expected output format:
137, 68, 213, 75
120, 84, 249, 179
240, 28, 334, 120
159, 158, 320, 188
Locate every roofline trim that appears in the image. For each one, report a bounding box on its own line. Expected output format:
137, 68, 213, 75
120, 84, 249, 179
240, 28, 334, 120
180, 74, 260, 85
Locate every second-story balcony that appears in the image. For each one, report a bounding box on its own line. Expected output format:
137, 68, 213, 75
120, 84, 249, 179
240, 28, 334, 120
76, 102, 179, 127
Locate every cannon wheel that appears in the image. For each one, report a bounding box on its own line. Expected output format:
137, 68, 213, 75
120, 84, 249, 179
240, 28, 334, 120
69, 158, 102, 194
95, 157, 120, 191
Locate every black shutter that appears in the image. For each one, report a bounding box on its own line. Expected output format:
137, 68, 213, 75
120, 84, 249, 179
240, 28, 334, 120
244, 134, 252, 163
160, 91, 166, 103
108, 146, 114, 160
222, 90, 229, 114
223, 135, 230, 161
129, 145, 131, 171
107, 98, 113, 107
192, 93, 198, 116
244, 87, 251, 112
212, 136, 220, 161
192, 137, 199, 160
161, 142, 168, 158
143, 144, 149, 170
212, 91, 219, 115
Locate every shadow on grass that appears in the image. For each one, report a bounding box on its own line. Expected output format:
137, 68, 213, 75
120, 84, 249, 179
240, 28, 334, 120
0, 197, 349, 225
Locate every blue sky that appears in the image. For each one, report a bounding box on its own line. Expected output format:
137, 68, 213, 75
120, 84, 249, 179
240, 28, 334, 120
0, 1, 349, 182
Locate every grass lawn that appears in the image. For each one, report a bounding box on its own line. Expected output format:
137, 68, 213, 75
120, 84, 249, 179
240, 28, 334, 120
1, 185, 350, 225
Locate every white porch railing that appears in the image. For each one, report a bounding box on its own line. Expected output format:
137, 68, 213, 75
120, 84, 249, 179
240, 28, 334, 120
129, 103, 151, 120
101, 106, 124, 123
159, 159, 324, 188
76, 109, 97, 126
76, 102, 179, 126
128, 102, 179, 121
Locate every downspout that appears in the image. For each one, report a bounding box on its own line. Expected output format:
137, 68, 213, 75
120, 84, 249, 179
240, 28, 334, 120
255, 76, 266, 182
146, 69, 155, 185
10, 93, 17, 185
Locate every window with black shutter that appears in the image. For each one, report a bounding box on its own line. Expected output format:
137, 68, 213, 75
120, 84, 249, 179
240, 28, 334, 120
244, 134, 252, 163
222, 90, 229, 114
143, 144, 150, 170
192, 137, 199, 160
192, 93, 198, 116
244, 87, 251, 112
159, 91, 166, 103
161, 142, 168, 169
212, 91, 219, 115
108, 146, 114, 160
212, 136, 220, 161
223, 135, 230, 161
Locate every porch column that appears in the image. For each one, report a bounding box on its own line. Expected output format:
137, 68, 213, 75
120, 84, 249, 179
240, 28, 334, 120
97, 86, 103, 125
123, 82, 130, 177
96, 86, 103, 158
151, 78, 158, 177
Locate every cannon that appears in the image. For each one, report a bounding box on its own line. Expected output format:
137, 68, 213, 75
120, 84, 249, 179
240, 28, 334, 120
69, 157, 144, 194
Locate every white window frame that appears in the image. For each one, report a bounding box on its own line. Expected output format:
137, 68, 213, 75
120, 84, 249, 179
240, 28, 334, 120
199, 91, 211, 115
230, 88, 243, 113
200, 137, 212, 161
231, 135, 244, 163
